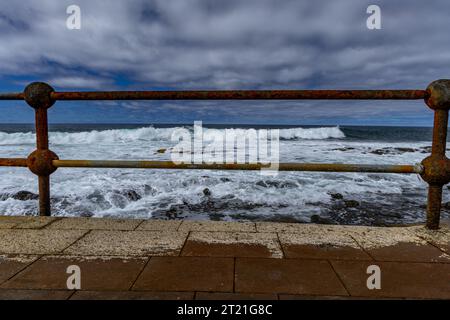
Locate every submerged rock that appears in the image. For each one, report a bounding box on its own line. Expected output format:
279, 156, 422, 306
202, 188, 212, 196
344, 200, 360, 208
123, 190, 141, 202
310, 214, 336, 225
11, 191, 39, 201
330, 193, 344, 200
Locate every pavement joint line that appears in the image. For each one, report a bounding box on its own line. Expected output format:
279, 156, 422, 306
66, 290, 77, 300
60, 229, 92, 254
327, 259, 351, 297
129, 256, 152, 291
276, 232, 287, 259
0, 254, 44, 289
348, 234, 376, 261
132, 219, 146, 231
179, 231, 191, 256
40, 217, 64, 230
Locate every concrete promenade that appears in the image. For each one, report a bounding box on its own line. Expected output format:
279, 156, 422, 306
0, 216, 449, 300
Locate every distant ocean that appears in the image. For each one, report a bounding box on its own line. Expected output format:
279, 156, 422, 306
0, 123, 448, 226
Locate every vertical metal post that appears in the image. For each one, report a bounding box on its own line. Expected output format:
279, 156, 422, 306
24, 82, 59, 216
421, 80, 450, 229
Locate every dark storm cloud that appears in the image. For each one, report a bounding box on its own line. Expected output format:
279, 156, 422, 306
0, 0, 449, 124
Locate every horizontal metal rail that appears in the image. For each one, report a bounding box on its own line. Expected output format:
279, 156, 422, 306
0, 90, 428, 101
51, 90, 427, 100
51, 160, 423, 174
2, 158, 421, 174
0, 158, 28, 167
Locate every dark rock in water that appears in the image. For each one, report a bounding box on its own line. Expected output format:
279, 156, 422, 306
87, 191, 105, 202
203, 188, 212, 196
442, 202, 450, 210
344, 200, 360, 208
11, 191, 39, 201
255, 180, 267, 188
330, 193, 343, 200
80, 211, 94, 218
144, 185, 157, 196
310, 214, 336, 224
332, 147, 356, 152
109, 193, 128, 208
123, 190, 141, 201
396, 147, 416, 153
220, 177, 231, 182
156, 148, 167, 154
255, 180, 297, 188
370, 147, 418, 156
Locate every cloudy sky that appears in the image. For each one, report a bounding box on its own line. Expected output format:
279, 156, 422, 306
0, 0, 449, 125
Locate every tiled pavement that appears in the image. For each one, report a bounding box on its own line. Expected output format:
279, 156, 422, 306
0, 216, 449, 300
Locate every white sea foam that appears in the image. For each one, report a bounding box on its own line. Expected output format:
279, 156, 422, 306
0, 126, 345, 146
0, 126, 446, 225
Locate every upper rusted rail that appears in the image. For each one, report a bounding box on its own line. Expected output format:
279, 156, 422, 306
49, 90, 428, 101
0, 81, 449, 230
0, 90, 427, 101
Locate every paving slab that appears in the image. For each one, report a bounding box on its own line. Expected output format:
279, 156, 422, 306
410, 225, 450, 255
331, 260, 450, 299
0, 216, 57, 229
235, 258, 348, 296
0, 289, 73, 300
132, 257, 234, 292
0, 255, 39, 284
349, 227, 450, 262
182, 232, 283, 258
278, 225, 372, 260
256, 222, 365, 234
1, 256, 147, 291
47, 217, 142, 231
71, 290, 194, 300
64, 230, 188, 256
179, 221, 256, 232
0, 229, 87, 255
136, 219, 182, 231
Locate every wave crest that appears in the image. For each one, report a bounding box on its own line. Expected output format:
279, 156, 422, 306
0, 126, 345, 145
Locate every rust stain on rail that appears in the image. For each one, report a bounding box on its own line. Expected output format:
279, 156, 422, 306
0, 158, 28, 167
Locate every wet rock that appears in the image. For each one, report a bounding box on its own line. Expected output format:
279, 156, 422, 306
87, 191, 105, 202
123, 190, 141, 202
80, 211, 94, 218
332, 147, 356, 152
203, 188, 212, 196
330, 193, 343, 200
310, 214, 336, 224
109, 193, 128, 209
442, 202, 450, 210
255, 180, 297, 188
220, 177, 231, 182
369, 147, 418, 155
156, 148, 167, 154
256, 180, 268, 188
11, 191, 39, 201
344, 200, 360, 208
396, 147, 416, 153
144, 185, 157, 196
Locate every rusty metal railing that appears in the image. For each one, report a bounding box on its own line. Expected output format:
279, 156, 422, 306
1, 80, 450, 229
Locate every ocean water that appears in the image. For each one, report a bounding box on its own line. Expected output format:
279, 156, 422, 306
0, 123, 448, 226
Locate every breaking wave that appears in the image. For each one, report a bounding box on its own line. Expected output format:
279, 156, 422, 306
0, 126, 345, 145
